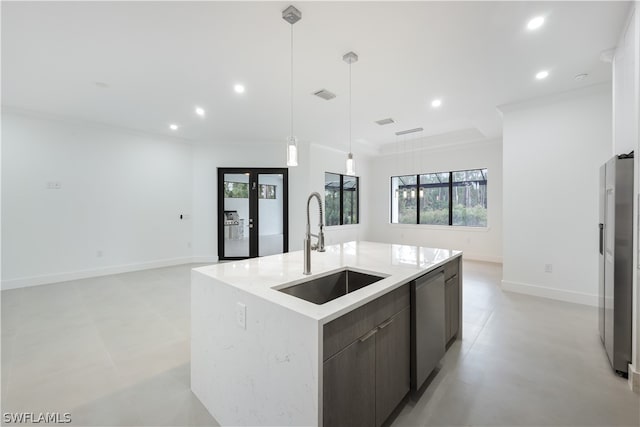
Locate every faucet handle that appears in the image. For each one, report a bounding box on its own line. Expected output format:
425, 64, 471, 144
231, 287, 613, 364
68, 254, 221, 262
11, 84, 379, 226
317, 232, 325, 252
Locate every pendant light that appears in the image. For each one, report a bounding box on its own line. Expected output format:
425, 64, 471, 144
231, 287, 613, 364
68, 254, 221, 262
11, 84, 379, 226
343, 51, 358, 175
283, 6, 301, 167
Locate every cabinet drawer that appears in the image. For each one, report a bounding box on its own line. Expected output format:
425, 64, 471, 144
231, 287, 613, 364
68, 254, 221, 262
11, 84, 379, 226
323, 284, 409, 361
444, 257, 460, 280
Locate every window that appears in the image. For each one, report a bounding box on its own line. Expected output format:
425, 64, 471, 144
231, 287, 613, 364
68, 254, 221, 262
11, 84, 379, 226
391, 175, 416, 224
419, 172, 450, 225
325, 172, 359, 226
391, 168, 487, 227
258, 184, 277, 199
224, 181, 277, 199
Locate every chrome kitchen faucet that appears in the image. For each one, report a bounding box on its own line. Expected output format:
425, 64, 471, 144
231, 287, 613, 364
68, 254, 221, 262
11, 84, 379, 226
304, 192, 325, 275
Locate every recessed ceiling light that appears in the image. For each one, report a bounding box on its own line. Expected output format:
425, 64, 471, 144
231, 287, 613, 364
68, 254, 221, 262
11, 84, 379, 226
169, 124, 179, 131
431, 99, 442, 108
234, 84, 245, 94
535, 70, 549, 80
195, 107, 205, 116
527, 16, 545, 30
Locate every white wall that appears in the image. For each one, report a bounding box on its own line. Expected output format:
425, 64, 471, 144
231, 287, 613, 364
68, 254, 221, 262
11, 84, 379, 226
366, 139, 503, 263
612, 1, 640, 392
1, 111, 368, 288
500, 84, 612, 307
1, 111, 194, 289
309, 143, 370, 246
191, 141, 368, 262
191, 141, 305, 262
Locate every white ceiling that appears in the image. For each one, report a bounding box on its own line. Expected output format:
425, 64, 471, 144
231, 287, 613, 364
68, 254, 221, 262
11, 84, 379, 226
1, 1, 630, 154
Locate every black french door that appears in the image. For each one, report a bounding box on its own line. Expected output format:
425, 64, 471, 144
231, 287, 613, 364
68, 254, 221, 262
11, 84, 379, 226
217, 168, 289, 260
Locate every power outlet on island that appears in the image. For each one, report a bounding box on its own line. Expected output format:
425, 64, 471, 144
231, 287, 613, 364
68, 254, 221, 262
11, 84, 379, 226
236, 302, 247, 330
544, 264, 553, 273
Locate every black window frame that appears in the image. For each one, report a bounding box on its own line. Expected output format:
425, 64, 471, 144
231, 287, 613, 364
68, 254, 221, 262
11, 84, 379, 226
325, 172, 360, 226
390, 168, 487, 227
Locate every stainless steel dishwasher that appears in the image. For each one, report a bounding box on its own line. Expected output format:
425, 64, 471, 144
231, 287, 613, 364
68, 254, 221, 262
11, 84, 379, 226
410, 270, 445, 390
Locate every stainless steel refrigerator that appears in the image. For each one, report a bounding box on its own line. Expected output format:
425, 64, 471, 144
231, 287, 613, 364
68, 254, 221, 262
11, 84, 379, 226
598, 154, 633, 376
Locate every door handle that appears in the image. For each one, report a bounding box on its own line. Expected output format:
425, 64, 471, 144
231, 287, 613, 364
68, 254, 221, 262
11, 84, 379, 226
359, 329, 378, 342
599, 223, 604, 255
378, 318, 394, 330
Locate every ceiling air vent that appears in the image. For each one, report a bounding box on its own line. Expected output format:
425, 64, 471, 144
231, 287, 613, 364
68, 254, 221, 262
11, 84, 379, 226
375, 118, 395, 126
313, 89, 336, 101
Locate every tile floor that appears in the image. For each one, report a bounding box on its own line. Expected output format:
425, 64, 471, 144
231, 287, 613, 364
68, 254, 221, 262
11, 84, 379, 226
1, 261, 638, 426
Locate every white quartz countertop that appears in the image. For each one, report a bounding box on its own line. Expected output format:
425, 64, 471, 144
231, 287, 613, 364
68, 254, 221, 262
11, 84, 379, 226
193, 241, 461, 324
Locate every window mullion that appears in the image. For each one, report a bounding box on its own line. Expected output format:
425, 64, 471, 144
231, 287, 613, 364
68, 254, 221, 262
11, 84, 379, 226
416, 174, 420, 224
448, 171, 453, 226
339, 174, 344, 225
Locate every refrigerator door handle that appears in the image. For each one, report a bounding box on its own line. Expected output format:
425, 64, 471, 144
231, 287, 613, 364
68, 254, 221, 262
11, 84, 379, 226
599, 223, 604, 255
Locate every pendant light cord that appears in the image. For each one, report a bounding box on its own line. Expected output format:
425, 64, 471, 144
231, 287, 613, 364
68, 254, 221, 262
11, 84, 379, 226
290, 24, 294, 138
349, 61, 352, 153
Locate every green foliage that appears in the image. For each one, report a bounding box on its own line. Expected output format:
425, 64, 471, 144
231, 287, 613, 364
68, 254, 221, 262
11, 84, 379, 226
420, 208, 449, 225
453, 204, 487, 227
224, 181, 249, 198
325, 189, 340, 226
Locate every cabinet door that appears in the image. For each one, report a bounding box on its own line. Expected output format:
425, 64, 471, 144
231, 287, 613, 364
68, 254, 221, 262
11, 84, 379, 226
375, 307, 410, 427
445, 281, 452, 342
323, 330, 376, 427
448, 276, 460, 340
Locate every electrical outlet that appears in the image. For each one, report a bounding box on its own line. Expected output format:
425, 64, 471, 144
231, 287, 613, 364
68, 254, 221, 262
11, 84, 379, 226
46, 181, 61, 190
544, 264, 553, 273
236, 302, 246, 330
96, 250, 104, 258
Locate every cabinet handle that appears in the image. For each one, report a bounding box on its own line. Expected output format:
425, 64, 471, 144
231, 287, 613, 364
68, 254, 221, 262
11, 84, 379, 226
359, 329, 378, 342
445, 275, 456, 284
378, 318, 394, 330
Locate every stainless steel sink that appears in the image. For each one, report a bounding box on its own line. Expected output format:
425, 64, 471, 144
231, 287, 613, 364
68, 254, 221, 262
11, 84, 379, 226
277, 269, 385, 305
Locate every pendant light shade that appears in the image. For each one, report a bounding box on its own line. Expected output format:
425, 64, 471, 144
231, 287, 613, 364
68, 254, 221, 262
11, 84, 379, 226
343, 51, 358, 175
346, 152, 355, 176
283, 6, 301, 167
287, 136, 298, 167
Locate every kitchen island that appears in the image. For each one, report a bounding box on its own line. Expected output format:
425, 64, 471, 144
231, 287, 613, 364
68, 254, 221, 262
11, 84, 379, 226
191, 241, 461, 426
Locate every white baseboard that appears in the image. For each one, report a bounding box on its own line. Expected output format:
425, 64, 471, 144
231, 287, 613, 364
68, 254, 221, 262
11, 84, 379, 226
1, 256, 217, 290
629, 364, 640, 393
501, 280, 598, 307
462, 253, 503, 264
191, 256, 218, 264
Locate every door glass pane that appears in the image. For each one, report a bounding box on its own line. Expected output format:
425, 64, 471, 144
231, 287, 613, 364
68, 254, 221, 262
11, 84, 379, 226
342, 176, 358, 225
452, 169, 488, 227
223, 173, 250, 257
391, 175, 417, 224
258, 173, 284, 257
419, 173, 449, 225
325, 173, 341, 226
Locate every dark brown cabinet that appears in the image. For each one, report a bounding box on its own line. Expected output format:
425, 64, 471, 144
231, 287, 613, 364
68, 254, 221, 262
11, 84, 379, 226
323, 331, 376, 427
444, 258, 461, 345
322, 256, 462, 426
323, 286, 410, 427
375, 307, 410, 426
